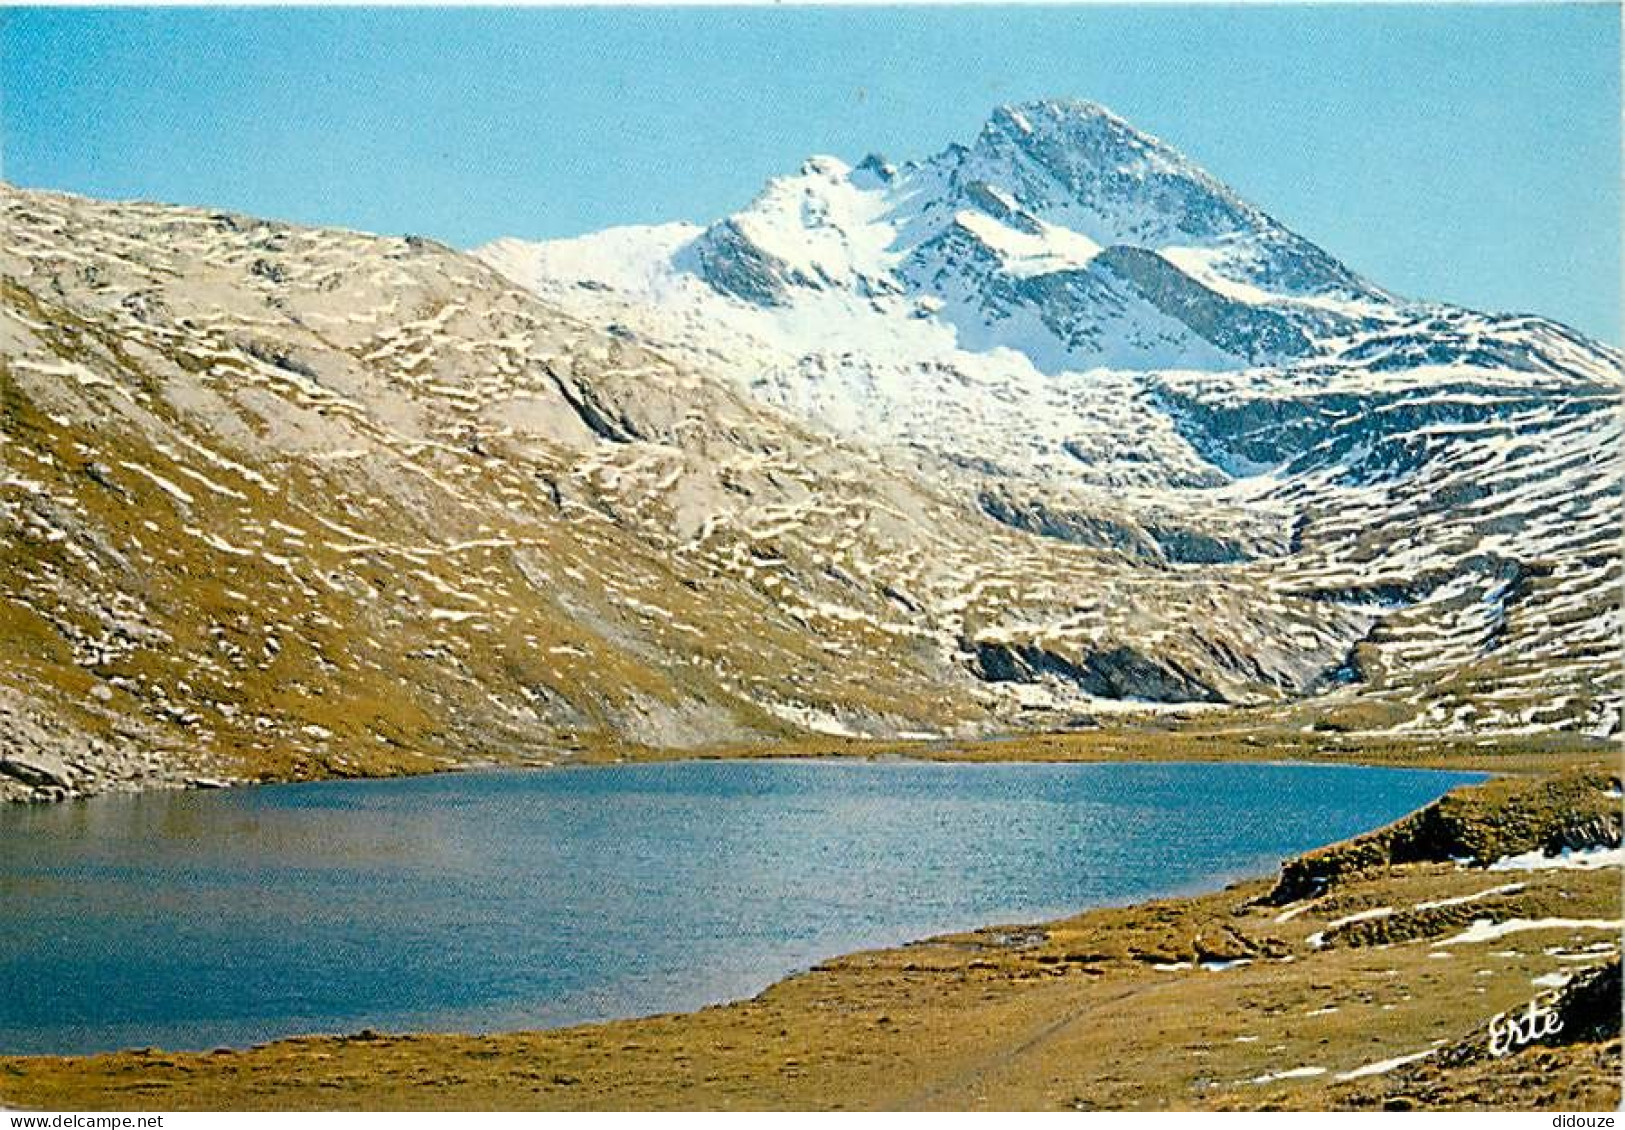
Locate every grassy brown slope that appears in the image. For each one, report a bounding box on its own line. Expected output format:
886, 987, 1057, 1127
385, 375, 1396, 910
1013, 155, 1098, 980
2, 765, 1618, 1111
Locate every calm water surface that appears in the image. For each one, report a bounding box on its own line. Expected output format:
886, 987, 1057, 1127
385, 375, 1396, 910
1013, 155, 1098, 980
0, 759, 1481, 1053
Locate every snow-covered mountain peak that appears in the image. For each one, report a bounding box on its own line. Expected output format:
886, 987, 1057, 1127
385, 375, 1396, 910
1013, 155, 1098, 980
941, 99, 1382, 304
510, 98, 1403, 375
797, 154, 853, 180
973, 98, 1199, 186
689, 154, 898, 300
475, 98, 1621, 507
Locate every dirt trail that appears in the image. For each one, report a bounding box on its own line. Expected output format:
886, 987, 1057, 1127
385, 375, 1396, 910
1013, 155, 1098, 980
897, 982, 1155, 1109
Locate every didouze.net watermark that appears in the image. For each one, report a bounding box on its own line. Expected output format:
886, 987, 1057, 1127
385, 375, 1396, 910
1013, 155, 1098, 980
7, 1117, 162, 1128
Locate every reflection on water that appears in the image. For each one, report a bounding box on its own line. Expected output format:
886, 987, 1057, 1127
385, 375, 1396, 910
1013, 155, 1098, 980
0, 758, 1481, 1054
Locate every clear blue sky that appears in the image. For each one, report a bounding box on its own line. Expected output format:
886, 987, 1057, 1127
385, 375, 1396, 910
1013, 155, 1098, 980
3, 5, 1618, 341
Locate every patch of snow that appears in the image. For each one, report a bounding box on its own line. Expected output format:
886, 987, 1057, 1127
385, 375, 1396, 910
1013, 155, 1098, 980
1334, 1047, 1435, 1081
1307, 906, 1393, 948
117, 461, 195, 506
762, 701, 863, 738
1432, 918, 1622, 948
1488, 846, 1623, 872
1158, 246, 1277, 305
1250, 1066, 1327, 1085
952, 209, 1103, 277
1415, 882, 1525, 910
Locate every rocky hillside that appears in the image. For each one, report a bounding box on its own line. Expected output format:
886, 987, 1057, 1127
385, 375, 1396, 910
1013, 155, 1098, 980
1, 101, 1619, 799
479, 100, 1623, 740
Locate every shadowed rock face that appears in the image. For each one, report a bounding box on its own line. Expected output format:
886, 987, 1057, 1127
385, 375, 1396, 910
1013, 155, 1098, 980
974, 488, 1255, 565
690, 219, 818, 307
0, 752, 73, 790
1093, 245, 1312, 362
1547, 960, 1623, 1047
972, 640, 1221, 704
1415, 959, 1622, 1076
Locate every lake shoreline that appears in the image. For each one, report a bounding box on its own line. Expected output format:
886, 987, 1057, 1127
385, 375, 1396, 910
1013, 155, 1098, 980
1, 761, 1618, 1111
5, 718, 1608, 808
6, 702, 1612, 809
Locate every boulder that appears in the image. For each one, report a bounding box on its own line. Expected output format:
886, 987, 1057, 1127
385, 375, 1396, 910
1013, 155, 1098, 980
0, 752, 76, 790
